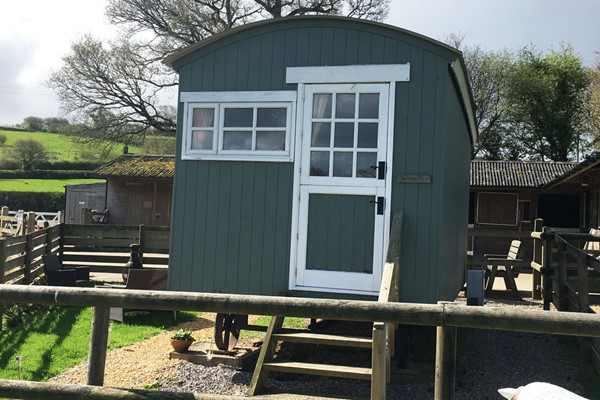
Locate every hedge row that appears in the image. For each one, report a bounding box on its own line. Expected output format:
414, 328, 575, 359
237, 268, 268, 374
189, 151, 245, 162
0, 160, 104, 171
0, 192, 65, 212
0, 170, 91, 179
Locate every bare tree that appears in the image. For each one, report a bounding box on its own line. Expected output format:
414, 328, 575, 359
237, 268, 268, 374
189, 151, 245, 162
48, 0, 389, 143
10, 139, 49, 170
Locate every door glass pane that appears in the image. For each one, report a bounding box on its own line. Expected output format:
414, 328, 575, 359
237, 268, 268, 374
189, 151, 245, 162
306, 194, 374, 273
257, 108, 287, 127
334, 123, 354, 148
192, 108, 215, 127
310, 151, 330, 176
333, 152, 353, 177
256, 131, 285, 151
223, 131, 252, 150
224, 108, 253, 127
356, 153, 377, 178
191, 130, 213, 150
359, 94, 379, 118
335, 94, 355, 118
357, 123, 378, 148
313, 94, 332, 118
311, 122, 331, 147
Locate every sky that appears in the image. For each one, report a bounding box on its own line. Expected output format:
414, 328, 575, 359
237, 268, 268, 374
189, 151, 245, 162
0, 0, 598, 126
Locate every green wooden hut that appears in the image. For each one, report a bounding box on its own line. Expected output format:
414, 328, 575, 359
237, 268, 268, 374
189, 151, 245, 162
164, 16, 476, 304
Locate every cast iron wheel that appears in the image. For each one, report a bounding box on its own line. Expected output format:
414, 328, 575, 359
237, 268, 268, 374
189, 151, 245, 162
214, 313, 247, 351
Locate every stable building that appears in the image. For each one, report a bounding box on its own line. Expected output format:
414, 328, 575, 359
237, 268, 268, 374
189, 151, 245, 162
164, 16, 476, 303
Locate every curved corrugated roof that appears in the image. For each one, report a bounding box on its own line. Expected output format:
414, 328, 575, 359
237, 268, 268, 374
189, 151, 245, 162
91, 154, 175, 179
470, 160, 578, 188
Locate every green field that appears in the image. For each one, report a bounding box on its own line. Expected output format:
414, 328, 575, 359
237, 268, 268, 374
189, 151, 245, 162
0, 130, 140, 163
0, 179, 104, 193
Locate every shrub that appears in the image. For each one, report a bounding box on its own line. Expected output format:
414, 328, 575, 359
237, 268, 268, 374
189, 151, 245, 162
0, 170, 90, 179
0, 134, 6, 146
9, 139, 49, 170
0, 192, 65, 212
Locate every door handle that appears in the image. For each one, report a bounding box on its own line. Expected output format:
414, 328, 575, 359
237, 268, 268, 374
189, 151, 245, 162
370, 196, 384, 215
370, 161, 386, 180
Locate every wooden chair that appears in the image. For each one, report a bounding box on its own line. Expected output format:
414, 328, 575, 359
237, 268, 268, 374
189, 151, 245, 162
42, 254, 90, 287
484, 240, 523, 297
583, 228, 600, 257
99, 268, 169, 322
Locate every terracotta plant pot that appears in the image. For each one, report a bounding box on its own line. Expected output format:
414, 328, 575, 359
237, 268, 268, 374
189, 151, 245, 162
170, 339, 194, 353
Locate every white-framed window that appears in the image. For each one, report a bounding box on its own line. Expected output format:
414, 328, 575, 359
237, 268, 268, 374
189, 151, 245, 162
181, 91, 296, 162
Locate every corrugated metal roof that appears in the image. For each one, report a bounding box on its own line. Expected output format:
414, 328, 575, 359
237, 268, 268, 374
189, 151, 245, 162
92, 154, 175, 179
470, 160, 578, 188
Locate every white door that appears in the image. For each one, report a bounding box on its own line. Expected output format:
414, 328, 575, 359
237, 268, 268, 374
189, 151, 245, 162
294, 83, 391, 294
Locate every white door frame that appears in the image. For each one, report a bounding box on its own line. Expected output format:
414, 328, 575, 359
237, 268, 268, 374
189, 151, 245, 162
288, 80, 397, 296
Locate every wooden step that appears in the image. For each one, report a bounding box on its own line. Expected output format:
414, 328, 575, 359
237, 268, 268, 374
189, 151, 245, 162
271, 332, 372, 348
263, 361, 372, 380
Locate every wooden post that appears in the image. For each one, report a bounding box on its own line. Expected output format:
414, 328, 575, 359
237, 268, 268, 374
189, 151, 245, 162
26, 212, 36, 234
434, 302, 456, 400
87, 306, 110, 386
577, 254, 589, 313
542, 226, 553, 311
0, 239, 5, 331
45, 226, 54, 255
138, 225, 146, 263
557, 242, 569, 311
24, 232, 34, 285
371, 322, 386, 400
532, 219, 543, 300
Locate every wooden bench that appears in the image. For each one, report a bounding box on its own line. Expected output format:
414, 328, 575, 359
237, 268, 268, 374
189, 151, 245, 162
485, 240, 523, 298
99, 268, 168, 322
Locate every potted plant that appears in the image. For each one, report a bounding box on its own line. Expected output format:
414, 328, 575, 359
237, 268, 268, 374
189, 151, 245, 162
170, 329, 195, 352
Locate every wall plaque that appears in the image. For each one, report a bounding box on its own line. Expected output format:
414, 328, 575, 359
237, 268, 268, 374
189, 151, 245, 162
396, 175, 431, 184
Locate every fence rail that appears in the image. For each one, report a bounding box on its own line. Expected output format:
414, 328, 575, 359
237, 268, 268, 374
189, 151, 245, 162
0, 285, 599, 400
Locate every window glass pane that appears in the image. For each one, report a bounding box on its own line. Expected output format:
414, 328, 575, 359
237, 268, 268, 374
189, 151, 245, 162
310, 151, 330, 176
359, 94, 379, 118
334, 122, 354, 148
192, 108, 215, 127
335, 94, 355, 119
357, 123, 378, 148
223, 131, 252, 150
333, 152, 353, 177
356, 153, 377, 178
311, 122, 331, 147
313, 94, 332, 118
257, 108, 287, 127
191, 130, 213, 150
224, 108, 253, 127
256, 131, 286, 151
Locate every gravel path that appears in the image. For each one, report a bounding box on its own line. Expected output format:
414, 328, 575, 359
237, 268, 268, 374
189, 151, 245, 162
51, 297, 593, 399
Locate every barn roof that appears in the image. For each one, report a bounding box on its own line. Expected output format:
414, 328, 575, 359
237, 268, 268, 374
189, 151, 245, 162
470, 160, 578, 189
91, 154, 175, 179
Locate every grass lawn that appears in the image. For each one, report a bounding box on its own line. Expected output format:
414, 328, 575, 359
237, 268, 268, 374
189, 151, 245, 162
0, 130, 140, 163
0, 305, 198, 381
0, 179, 105, 193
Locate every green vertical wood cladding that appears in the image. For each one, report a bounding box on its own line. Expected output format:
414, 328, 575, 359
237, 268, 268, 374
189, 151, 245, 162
306, 194, 375, 273
170, 17, 471, 301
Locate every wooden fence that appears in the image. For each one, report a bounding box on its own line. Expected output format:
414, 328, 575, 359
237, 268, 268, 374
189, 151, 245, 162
1, 285, 600, 400
530, 218, 600, 376
0, 224, 169, 288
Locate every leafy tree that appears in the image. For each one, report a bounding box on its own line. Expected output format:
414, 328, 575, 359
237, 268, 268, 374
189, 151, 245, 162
590, 58, 600, 148
48, 0, 390, 142
9, 139, 49, 170
44, 117, 70, 134
0, 134, 6, 146
506, 45, 592, 161
22, 116, 46, 132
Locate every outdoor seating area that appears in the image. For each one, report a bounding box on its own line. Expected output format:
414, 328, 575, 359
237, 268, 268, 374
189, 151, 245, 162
42, 254, 91, 287
484, 240, 523, 298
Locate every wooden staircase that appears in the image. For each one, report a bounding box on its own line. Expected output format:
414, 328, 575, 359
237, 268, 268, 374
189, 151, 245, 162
247, 316, 379, 396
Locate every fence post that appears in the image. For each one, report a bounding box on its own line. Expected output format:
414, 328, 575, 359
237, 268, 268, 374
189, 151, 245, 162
532, 219, 543, 300
434, 302, 456, 400
577, 254, 589, 313
556, 242, 569, 311
371, 322, 386, 400
0, 239, 5, 331
87, 306, 110, 386
45, 226, 53, 255
24, 232, 34, 285
138, 224, 146, 263
542, 226, 553, 311
26, 212, 36, 234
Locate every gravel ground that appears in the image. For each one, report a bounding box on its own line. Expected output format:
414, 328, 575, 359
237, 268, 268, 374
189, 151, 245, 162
51, 295, 594, 399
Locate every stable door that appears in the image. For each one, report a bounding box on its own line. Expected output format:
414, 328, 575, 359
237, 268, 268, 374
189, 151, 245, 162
295, 83, 390, 294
